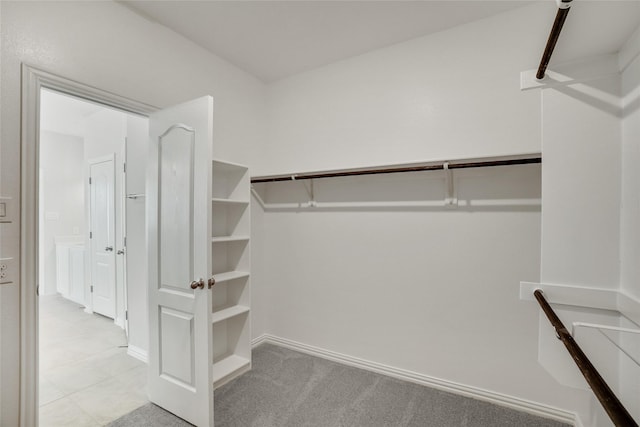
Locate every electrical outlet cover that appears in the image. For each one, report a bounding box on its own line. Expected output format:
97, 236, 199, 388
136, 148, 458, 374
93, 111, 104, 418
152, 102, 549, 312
0, 257, 16, 285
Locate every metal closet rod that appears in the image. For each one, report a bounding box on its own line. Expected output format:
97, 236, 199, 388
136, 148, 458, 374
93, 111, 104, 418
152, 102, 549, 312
536, 0, 573, 80
533, 290, 638, 427
250, 156, 541, 184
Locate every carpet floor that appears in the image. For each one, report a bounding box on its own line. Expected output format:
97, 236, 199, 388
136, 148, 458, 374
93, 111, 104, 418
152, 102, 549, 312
108, 343, 570, 427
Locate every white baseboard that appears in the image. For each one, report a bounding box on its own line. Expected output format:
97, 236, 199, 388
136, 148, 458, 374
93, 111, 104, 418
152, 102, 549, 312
251, 333, 269, 347
127, 344, 148, 363
114, 316, 125, 329
252, 334, 575, 426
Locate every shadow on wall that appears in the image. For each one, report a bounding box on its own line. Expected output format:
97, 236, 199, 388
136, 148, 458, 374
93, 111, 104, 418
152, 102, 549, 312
548, 73, 624, 119
252, 163, 541, 213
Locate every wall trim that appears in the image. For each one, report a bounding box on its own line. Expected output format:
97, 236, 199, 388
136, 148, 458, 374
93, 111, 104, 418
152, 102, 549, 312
251, 334, 575, 426
251, 333, 270, 347
127, 344, 148, 364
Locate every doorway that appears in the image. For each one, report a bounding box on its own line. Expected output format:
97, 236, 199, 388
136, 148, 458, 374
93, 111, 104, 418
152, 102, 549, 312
36, 87, 151, 425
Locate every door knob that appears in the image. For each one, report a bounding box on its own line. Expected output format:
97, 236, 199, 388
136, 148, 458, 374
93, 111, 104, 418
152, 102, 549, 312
208, 276, 216, 289
190, 278, 205, 289
117, 249, 125, 255
105, 246, 113, 252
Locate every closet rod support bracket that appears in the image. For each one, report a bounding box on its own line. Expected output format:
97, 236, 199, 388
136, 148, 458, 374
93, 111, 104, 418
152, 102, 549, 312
443, 162, 458, 208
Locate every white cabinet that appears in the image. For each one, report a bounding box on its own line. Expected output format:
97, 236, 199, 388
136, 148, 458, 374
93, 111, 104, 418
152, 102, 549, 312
211, 159, 251, 388
55, 241, 85, 305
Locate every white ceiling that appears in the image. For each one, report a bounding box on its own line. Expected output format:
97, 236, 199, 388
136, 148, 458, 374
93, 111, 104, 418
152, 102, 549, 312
122, 0, 537, 82
122, 1, 640, 83
40, 89, 103, 137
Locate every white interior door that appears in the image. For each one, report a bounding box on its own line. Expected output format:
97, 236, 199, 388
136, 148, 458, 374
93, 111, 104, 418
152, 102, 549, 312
90, 156, 116, 319
147, 96, 213, 427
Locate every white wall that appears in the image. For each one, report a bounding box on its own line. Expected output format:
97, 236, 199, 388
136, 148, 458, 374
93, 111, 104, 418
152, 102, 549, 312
257, 165, 590, 415
619, 26, 640, 423
39, 131, 85, 296
259, 3, 555, 177
540, 76, 621, 290
256, 2, 590, 420
0, 2, 266, 424
621, 27, 640, 303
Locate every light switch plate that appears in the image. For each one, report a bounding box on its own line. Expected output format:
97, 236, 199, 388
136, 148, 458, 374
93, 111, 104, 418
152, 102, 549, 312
0, 197, 14, 223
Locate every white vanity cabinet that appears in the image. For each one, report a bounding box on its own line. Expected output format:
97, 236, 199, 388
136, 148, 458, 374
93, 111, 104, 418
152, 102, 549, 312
55, 240, 86, 305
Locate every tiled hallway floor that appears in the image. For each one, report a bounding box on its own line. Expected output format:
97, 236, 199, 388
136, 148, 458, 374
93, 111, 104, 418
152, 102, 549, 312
39, 294, 148, 426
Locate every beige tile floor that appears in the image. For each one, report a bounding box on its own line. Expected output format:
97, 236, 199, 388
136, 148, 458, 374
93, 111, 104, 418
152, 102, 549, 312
39, 294, 148, 426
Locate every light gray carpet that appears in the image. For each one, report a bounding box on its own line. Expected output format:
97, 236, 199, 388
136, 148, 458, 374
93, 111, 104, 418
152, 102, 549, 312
108, 343, 570, 427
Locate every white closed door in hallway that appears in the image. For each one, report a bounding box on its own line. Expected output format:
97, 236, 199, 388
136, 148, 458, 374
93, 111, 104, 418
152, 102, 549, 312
90, 156, 116, 319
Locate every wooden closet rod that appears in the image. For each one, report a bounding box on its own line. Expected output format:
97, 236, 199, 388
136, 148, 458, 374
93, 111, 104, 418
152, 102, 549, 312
251, 156, 541, 184
537, 0, 573, 80
533, 290, 638, 427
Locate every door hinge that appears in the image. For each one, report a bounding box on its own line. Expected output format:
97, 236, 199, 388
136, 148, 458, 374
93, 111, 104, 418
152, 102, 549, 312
90, 285, 94, 293
89, 177, 92, 185
124, 236, 127, 247
125, 310, 128, 321
123, 162, 126, 173
89, 231, 93, 239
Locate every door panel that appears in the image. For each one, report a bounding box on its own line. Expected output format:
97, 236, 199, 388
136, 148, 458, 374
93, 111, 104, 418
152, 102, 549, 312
159, 126, 193, 290
90, 158, 116, 319
147, 97, 213, 427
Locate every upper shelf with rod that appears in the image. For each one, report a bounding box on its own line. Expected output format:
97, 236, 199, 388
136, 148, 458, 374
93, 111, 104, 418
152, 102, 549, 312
250, 154, 541, 184
250, 154, 542, 211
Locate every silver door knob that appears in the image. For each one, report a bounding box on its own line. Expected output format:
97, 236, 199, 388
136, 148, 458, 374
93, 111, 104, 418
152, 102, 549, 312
117, 249, 125, 255
105, 246, 113, 252
208, 276, 216, 289
190, 278, 205, 290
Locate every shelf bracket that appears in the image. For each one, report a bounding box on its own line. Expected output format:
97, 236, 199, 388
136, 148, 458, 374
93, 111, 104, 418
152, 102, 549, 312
250, 186, 267, 209
303, 179, 317, 208
443, 162, 458, 208
572, 322, 640, 368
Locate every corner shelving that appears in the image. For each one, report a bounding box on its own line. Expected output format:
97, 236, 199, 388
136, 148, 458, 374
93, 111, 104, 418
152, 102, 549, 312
211, 159, 251, 388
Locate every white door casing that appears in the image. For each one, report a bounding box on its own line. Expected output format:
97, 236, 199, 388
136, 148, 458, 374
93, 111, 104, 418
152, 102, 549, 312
147, 96, 214, 427
89, 155, 117, 319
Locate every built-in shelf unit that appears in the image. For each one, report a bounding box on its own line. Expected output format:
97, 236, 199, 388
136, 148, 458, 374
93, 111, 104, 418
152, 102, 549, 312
211, 159, 251, 388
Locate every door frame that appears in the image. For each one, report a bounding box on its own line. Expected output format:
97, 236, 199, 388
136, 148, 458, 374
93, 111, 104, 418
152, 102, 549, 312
19, 64, 156, 426
87, 153, 117, 318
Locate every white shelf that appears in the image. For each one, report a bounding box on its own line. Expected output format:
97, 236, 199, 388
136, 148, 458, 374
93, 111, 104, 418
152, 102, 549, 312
211, 157, 250, 387
212, 198, 249, 205
211, 235, 250, 243
211, 305, 250, 324
213, 271, 250, 283
212, 354, 250, 385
